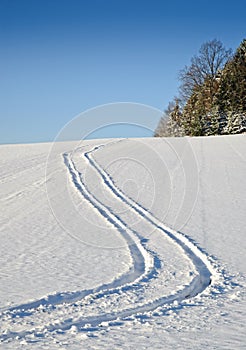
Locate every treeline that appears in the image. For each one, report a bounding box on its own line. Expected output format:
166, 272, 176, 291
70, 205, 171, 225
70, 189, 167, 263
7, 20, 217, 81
155, 39, 246, 137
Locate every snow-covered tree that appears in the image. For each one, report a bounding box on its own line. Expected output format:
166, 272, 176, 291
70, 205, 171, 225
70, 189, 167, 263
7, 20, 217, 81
216, 39, 246, 124
154, 99, 184, 137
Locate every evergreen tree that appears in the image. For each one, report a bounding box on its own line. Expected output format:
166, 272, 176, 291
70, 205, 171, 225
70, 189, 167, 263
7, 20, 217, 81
154, 99, 184, 137
216, 39, 246, 114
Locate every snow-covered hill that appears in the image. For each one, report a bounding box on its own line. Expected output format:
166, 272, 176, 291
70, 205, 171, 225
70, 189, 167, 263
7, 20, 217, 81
0, 135, 245, 349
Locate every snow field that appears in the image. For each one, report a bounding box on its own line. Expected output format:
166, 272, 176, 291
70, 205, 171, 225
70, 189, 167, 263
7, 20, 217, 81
0, 135, 245, 348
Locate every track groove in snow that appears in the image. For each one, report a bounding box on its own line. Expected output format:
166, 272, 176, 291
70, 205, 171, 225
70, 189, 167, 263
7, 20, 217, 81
0, 140, 222, 343
86, 141, 215, 289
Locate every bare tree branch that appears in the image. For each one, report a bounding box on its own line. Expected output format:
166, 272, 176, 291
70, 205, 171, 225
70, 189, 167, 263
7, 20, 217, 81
179, 39, 232, 104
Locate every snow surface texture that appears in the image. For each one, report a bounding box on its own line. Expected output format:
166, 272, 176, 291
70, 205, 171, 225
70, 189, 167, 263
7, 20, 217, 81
0, 135, 245, 349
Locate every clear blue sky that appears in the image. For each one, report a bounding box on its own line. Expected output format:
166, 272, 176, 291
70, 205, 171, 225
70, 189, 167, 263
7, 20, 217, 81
0, 0, 245, 143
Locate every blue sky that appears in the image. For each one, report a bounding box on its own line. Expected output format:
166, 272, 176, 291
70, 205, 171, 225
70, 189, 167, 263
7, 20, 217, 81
0, 0, 245, 143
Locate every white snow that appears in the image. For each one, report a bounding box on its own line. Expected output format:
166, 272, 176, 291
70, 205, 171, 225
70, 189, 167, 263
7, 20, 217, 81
0, 135, 245, 349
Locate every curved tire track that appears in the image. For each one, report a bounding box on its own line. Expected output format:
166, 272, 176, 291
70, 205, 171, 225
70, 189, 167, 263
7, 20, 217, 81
85, 142, 215, 290
0, 152, 156, 316
0, 141, 218, 342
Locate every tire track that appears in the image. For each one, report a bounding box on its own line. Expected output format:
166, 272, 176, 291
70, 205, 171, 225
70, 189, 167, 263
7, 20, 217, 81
0, 152, 156, 317
0, 141, 218, 342
0, 145, 159, 342
85, 141, 216, 291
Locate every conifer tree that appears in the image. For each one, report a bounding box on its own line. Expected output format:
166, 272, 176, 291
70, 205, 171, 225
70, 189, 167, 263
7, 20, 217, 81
216, 40, 246, 111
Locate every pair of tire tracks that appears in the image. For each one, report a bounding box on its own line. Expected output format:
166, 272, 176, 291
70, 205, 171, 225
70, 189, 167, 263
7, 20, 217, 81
0, 140, 218, 342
